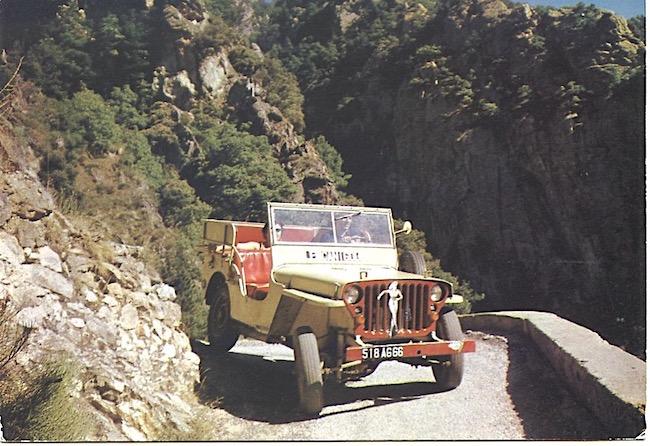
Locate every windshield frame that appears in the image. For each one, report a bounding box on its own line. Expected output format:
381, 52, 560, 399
268, 203, 395, 248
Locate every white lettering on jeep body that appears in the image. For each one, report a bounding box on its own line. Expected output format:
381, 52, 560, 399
305, 250, 361, 262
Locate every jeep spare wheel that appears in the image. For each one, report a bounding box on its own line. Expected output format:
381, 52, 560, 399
399, 250, 427, 275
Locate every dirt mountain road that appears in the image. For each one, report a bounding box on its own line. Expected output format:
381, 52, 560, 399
193, 331, 608, 440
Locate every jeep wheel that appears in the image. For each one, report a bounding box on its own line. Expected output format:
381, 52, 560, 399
399, 250, 426, 275
207, 283, 239, 353
294, 330, 323, 416
431, 308, 464, 391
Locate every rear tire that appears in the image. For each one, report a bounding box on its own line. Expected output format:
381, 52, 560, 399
293, 330, 323, 416
399, 250, 426, 275
431, 308, 464, 391
207, 282, 239, 353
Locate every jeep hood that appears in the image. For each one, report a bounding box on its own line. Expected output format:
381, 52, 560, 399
272, 264, 430, 298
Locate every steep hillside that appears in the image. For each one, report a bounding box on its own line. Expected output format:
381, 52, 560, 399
262, 0, 645, 355
0, 83, 208, 440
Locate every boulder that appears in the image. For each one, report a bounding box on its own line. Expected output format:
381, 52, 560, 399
161, 343, 177, 359
35, 245, 63, 272
15, 264, 73, 299
126, 290, 149, 309
13, 219, 45, 248
84, 288, 99, 303
120, 304, 139, 331
161, 70, 196, 109
15, 305, 48, 327
161, 301, 182, 327
107, 282, 125, 299
102, 294, 119, 308
154, 283, 176, 301
86, 317, 117, 345
8, 283, 50, 308
0, 192, 10, 226
69, 317, 86, 329
0, 233, 25, 265
199, 53, 231, 97
121, 422, 147, 442
67, 252, 94, 273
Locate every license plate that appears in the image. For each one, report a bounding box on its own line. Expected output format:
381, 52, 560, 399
361, 345, 404, 360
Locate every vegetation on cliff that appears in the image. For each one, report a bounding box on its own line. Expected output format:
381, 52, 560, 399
261, 0, 645, 356
0, 0, 644, 439
0, 0, 483, 363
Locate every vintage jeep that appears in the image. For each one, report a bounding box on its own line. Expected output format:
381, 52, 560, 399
199, 202, 475, 415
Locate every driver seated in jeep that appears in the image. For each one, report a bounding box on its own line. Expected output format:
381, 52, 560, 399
312, 214, 372, 243
335, 215, 372, 244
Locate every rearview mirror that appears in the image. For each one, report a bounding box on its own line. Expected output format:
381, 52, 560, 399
395, 220, 412, 236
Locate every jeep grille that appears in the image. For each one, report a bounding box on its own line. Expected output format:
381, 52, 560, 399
355, 281, 442, 339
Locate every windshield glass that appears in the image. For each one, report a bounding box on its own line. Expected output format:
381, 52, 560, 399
271, 207, 393, 247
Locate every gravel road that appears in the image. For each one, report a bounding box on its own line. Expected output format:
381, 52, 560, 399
192, 330, 609, 440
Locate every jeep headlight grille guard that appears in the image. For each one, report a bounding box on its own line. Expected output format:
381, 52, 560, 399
343, 280, 450, 340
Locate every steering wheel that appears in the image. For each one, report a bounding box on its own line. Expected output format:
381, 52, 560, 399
348, 231, 372, 243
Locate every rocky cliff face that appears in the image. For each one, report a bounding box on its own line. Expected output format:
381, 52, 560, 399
297, 0, 645, 352
150, 0, 339, 204
0, 103, 203, 440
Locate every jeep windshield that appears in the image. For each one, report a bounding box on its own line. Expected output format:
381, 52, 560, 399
270, 206, 393, 247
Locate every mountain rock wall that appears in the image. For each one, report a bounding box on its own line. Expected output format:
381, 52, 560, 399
0, 116, 201, 440
299, 0, 644, 352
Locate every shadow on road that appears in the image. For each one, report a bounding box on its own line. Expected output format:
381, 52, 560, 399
501, 331, 610, 440
191, 339, 440, 423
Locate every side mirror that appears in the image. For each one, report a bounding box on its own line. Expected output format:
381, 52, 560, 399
395, 220, 413, 236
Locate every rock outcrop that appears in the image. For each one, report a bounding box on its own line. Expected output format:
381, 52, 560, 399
0, 116, 201, 440
388, 3, 644, 351
151, 0, 339, 204
296, 0, 645, 353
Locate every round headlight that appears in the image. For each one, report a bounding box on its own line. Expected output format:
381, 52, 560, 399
430, 284, 443, 302
344, 286, 362, 304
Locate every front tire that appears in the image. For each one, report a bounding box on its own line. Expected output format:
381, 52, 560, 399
207, 282, 239, 353
431, 308, 464, 391
293, 330, 324, 416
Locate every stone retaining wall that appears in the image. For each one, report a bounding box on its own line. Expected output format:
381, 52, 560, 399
460, 311, 645, 439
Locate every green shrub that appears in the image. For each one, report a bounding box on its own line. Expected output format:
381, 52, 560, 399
229, 46, 264, 77
188, 121, 298, 221
253, 57, 306, 132
108, 85, 148, 129
57, 88, 123, 155
159, 178, 211, 229
23, 0, 95, 99
161, 235, 209, 340
312, 135, 350, 188
40, 144, 79, 199
121, 129, 167, 189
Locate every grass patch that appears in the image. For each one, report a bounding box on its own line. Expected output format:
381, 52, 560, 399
1, 360, 91, 441
153, 412, 216, 441
0, 303, 90, 441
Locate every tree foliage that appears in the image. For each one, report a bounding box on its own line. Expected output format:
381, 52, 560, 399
187, 122, 298, 221
23, 1, 94, 98
57, 89, 123, 155
312, 135, 349, 188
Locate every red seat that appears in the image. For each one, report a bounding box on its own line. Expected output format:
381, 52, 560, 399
236, 247, 272, 299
